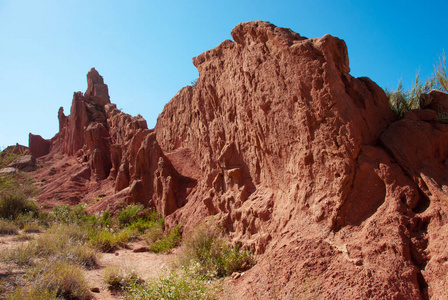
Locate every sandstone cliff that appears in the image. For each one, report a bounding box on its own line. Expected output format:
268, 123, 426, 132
30, 21, 448, 299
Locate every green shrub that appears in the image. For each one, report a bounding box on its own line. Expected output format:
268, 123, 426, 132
178, 222, 254, 279
99, 209, 113, 228
118, 204, 144, 227
149, 225, 182, 253
129, 217, 164, 234
51, 204, 89, 225
89, 229, 118, 252
89, 226, 137, 252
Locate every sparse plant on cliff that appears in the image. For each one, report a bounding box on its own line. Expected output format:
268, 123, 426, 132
435, 51, 448, 92
387, 72, 436, 118
51, 203, 89, 225
387, 51, 448, 118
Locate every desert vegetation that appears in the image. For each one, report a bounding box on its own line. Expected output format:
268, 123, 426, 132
0, 149, 254, 299
387, 51, 447, 118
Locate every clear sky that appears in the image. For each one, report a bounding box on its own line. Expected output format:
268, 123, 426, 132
0, 0, 447, 149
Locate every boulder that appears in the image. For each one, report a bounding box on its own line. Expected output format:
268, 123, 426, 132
422, 89, 448, 112
8, 155, 36, 171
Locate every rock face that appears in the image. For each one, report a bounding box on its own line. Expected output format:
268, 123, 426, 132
29, 21, 448, 299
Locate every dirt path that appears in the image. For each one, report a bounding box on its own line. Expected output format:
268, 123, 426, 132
85, 240, 179, 300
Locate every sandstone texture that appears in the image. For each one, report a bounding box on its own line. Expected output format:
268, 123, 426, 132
26, 22, 448, 299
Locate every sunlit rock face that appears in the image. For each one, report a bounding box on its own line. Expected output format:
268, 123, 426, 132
30, 21, 448, 299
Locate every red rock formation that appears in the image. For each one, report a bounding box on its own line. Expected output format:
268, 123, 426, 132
29, 133, 51, 158
28, 21, 448, 299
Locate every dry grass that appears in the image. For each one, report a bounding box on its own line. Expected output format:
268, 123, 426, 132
3, 224, 99, 269
0, 219, 18, 235
435, 51, 448, 92
7, 261, 91, 300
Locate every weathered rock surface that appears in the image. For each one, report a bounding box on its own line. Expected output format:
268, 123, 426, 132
28, 21, 448, 299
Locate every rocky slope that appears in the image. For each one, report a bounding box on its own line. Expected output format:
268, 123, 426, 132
25, 21, 448, 299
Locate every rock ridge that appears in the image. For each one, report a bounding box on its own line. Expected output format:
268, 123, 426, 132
26, 21, 448, 299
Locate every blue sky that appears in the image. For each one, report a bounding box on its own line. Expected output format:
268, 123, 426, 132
0, 0, 447, 148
